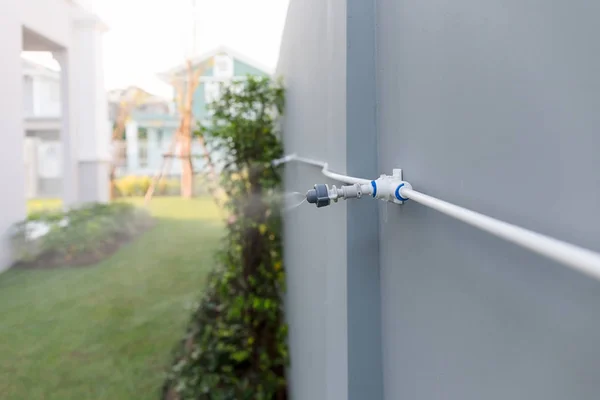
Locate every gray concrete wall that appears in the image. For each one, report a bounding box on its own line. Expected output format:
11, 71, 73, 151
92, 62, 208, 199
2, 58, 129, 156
279, 0, 600, 399
345, 0, 383, 399
277, 0, 348, 399
376, 1, 600, 399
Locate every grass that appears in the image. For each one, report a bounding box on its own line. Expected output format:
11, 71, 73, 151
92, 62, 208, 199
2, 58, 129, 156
0, 197, 224, 400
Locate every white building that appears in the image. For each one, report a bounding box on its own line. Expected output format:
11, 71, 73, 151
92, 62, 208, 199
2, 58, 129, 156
23, 58, 63, 199
0, 0, 110, 270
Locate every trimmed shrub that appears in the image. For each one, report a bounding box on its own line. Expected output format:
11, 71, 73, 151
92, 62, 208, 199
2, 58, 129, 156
11, 202, 153, 268
162, 76, 287, 400
115, 175, 152, 197
115, 175, 211, 197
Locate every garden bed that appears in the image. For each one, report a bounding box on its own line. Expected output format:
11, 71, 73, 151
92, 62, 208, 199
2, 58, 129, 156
11, 202, 154, 269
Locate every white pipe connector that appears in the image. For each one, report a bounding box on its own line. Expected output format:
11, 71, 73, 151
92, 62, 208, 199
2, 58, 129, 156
305, 169, 412, 207
370, 169, 412, 205
306, 183, 373, 207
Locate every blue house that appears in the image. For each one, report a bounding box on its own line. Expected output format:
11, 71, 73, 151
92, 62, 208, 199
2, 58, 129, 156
116, 46, 271, 177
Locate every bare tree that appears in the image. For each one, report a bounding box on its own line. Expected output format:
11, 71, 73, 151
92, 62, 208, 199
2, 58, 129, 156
145, 58, 222, 205
177, 60, 203, 198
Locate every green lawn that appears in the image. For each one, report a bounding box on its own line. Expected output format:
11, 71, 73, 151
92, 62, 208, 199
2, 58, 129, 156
0, 197, 224, 400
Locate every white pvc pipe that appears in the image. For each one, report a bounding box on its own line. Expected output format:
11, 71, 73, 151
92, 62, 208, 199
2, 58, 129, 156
276, 154, 370, 185
321, 165, 371, 185
401, 188, 600, 281
274, 153, 600, 282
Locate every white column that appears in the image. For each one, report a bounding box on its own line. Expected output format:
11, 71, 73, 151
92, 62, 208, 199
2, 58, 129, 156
70, 11, 110, 203
0, 15, 26, 270
23, 138, 40, 199
126, 121, 139, 173
53, 49, 79, 207
147, 128, 160, 171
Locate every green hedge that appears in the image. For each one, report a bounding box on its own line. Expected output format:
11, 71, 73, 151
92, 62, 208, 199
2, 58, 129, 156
11, 202, 153, 268
115, 175, 211, 197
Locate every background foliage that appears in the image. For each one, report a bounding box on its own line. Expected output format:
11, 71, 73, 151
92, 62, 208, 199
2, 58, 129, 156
163, 75, 287, 400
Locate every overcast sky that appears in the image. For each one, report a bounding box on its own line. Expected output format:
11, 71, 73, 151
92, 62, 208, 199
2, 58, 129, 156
94, 0, 289, 95
24, 0, 290, 97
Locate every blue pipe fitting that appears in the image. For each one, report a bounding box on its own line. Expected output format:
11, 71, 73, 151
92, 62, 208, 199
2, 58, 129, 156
394, 183, 409, 202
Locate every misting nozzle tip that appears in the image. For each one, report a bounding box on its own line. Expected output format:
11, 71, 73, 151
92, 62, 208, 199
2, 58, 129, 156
306, 189, 318, 204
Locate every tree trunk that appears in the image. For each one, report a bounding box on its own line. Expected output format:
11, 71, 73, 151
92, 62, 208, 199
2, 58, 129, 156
180, 137, 194, 198
179, 60, 198, 199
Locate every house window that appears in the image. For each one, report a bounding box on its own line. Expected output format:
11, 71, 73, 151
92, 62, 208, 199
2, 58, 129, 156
213, 54, 234, 78
111, 140, 127, 167
139, 140, 148, 168
138, 128, 149, 168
